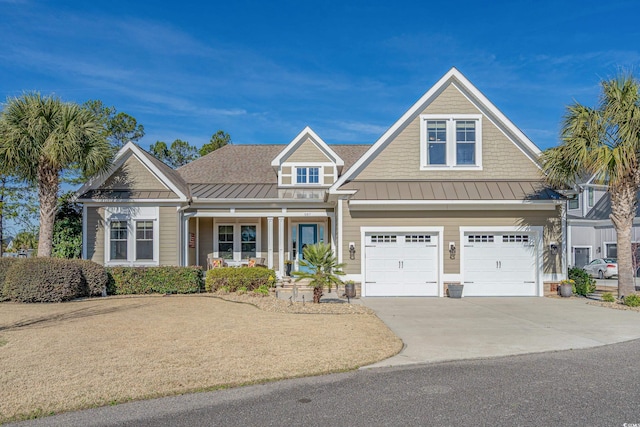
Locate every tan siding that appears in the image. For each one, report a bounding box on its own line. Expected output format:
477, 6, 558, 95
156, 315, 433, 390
323, 166, 334, 185
282, 176, 292, 185
355, 84, 541, 181
286, 137, 331, 162
198, 218, 214, 269
282, 166, 292, 174
159, 206, 179, 265
102, 155, 170, 192
86, 207, 104, 263
341, 203, 561, 275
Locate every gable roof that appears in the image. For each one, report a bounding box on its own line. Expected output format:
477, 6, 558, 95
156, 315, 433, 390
76, 142, 189, 201
177, 143, 368, 185
330, 67, 542, 192
271, 126, 344, 167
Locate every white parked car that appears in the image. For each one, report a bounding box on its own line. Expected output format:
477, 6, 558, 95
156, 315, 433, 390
583, 258, 618, 279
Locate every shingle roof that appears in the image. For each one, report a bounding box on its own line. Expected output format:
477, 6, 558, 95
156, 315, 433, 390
176, 144, 369, 184
340, 180, 562, 201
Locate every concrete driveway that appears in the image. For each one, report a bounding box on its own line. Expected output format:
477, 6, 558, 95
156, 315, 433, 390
361, 297, 640, 368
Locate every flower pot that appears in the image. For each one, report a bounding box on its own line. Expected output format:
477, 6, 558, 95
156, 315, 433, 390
448, 284, 464, 298
345, 283, 356, 299
559, 283, 573, 297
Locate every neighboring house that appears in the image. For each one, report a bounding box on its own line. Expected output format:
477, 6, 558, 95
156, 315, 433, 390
77, 67, 565, 297
567, 182, 640, 273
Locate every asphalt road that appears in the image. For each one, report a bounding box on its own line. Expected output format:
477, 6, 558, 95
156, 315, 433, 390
11, 339, 640, 427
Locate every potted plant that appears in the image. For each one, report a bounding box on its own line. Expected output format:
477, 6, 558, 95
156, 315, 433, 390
284, 260, 293, 277
559, 279, 574, 297
447, 282, 464, 298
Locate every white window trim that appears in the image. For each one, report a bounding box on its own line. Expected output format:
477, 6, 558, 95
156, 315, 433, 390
213, 222, 261, 261
104, 206, 160, 266
279, 162, 335, 187
420, 114, 483, 170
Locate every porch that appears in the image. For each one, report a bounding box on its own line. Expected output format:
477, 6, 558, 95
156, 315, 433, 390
182, 208, 335, 277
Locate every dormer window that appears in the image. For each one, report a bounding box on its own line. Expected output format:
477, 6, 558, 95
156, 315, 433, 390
420, 114, 482, 170
296, 167, 320, 184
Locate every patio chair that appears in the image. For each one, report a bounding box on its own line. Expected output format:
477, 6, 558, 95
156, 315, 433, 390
207, 254, 227, 270
248, 257, 265, 267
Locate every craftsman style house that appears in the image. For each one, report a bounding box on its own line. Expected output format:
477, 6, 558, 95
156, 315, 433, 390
77, 68, 565, 297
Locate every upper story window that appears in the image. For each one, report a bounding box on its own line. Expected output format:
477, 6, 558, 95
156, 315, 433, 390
588, 188, 594, 207
420, 114, 482, 170
296, 167, 320, 184
568, 196, 579, 210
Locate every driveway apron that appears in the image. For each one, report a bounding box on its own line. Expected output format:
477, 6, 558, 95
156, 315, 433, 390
361, 297, 640, 368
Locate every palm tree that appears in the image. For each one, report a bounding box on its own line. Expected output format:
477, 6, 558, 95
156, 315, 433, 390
293, 243, 346, 303
541, 73, 640, 298
0, 93, 111, 257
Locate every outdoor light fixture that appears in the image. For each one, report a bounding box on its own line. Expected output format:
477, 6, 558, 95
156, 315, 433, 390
449, 242, 456, 259
349, 242, 356, 260
549, 242, 559, 256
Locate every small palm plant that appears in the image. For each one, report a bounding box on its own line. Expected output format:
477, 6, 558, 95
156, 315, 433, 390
293, 243, 346, 303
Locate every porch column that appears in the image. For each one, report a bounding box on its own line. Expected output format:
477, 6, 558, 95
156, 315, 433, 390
278, 216, 285, 276
183, 216, 190, 266
267, 217, 274, 269
330, 214, 336, 256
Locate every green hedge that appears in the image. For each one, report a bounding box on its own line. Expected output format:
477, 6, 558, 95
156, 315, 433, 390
70, 259, 109, 296
0, 258, 18, 301
2, 258, 86, 303
205, 266, 276, 292
106, 266, 204, 295
569, 267, 596, 296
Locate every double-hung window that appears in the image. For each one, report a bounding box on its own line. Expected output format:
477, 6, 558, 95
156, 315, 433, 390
135, 221, 154, 260
421, 114, 482, 169
105, 207, 159, 265
110, 221, 128, 260
296, 167, 320, 184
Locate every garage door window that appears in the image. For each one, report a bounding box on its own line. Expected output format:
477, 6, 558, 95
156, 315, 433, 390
371, 235, 397, 243
503, 234, 530, 243
468, 235, 494, 243
406, 235, 431, 243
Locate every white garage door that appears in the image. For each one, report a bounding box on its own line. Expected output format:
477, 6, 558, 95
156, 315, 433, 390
463, 233, 537, 296
365, 233, 439, 296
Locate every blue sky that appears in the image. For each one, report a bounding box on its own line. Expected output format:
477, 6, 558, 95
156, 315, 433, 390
1, 0, 640, 152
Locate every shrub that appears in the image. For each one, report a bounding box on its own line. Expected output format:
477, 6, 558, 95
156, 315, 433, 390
3, 258, 86, 302
106, 266, 203, 295
0, 258, 18, 301
601, 292, 616, 303
569, 267, 596, 296
205, 266, 276, 292
623, 294, 640, 307
70, 259, 109, 296
253, 284, 270, 296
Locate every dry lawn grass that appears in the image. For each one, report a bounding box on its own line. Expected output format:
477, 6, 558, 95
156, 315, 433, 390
0, 295, 401, 423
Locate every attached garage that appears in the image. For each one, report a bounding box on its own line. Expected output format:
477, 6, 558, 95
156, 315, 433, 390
462, 230, 540, 296
363, 230, 441, 297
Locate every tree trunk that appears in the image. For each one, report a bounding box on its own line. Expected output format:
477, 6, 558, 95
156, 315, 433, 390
0, 176, 4, 258
610, 181, 637, 298
313, 287, 323, 304
37, 165, 59, 258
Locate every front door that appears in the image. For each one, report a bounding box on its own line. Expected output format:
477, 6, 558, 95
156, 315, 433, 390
574, 247, 590, 268
298, 224, 318, 271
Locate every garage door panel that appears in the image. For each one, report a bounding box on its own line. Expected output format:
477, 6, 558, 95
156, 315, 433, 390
463, 233, 537, 297
364, 233, 439, 297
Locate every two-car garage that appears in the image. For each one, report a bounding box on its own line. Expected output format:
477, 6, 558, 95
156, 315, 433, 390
362, 227, 541, 297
